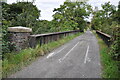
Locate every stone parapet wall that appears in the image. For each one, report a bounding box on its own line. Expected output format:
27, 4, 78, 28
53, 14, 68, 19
8, 26, 80, 52
8, 26, 32, 51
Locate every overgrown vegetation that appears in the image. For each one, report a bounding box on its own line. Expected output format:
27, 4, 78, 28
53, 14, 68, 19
2, 33, 82, 78
91, 2, 120, 61
109, 27, 120, 61
91, 1, 120, 78
91, 1, 119, 35
2, 25, 16, 54
93, 31, 120, 78
2, 2, 40, 28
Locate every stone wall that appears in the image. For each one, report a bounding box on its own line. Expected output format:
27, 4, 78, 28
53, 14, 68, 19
8, 26, 32, 51
8, 26, 80, 51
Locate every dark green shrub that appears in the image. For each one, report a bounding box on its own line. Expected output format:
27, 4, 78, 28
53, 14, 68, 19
110, 27, 120, 61
2, 25, 16, 56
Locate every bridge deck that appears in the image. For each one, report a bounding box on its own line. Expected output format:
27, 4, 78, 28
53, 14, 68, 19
10, 31, 101, 78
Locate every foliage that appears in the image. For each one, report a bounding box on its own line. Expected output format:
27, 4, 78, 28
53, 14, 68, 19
2, 25, 9, 53
101, 47, 120, 78
91, 1, 117, 34
32, 20, 53, 34
91, 2, 120, 78
2, 25, 16, 54
91, 1, 120, 59
52, 1, 92, 32
2, 2, 40, 28
109, 27, 120, 60
93, 31, 120, 78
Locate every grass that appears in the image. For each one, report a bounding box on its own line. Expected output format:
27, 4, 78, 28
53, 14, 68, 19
0, 60, 2, 79
93, 30, 120, 78
2, 33, 82, 78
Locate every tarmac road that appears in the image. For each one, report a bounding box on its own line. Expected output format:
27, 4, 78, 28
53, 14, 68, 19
10, 30, 102, 78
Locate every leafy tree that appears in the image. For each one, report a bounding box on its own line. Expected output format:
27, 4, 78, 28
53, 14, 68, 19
112, 1, 120, 24
52, 1, 92, 32
91, 1, 120, 61
2, 2, 40, 28
10, 2, 40, 28
91, 1, 117, 35
32, 20, 52, 34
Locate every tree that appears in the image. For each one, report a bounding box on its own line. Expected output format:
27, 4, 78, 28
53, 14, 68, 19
91, 1, 120, 61
2, 2, 40, 28
52, 1, 92, 32
91, 1, 116, 34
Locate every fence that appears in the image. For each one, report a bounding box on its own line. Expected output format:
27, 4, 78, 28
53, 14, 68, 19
29, 30, 80, 48
96, 30, 112, 46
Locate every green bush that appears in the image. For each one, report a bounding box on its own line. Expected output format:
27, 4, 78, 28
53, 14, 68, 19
94, 31, 120, 78
109, 27, 120, 61
2, 25, 16, 55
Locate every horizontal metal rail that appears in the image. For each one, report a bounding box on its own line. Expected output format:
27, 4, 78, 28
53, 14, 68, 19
29, 30, 80, 48
96, 30, 112, 46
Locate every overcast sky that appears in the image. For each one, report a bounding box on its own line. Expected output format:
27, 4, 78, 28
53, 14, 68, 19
7, 0, 119, 21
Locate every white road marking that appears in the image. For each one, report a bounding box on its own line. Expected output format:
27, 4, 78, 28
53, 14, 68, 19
59, 42, 80, 63
84, 45, 89, 64
87, 58, 91, 62
47, 46, 67, 58
98, 63, 101, 66
90, 31, 92, 34
57, 46, 67, 53
82, 75, 85, 77
47, 52, 55, 58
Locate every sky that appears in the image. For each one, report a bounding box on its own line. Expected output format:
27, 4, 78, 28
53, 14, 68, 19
7, 0, 119, 21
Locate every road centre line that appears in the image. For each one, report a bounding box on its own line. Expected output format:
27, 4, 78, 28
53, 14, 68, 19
59, 42, 80, 62
84, 45, 89, 64
47, 46, 67, 58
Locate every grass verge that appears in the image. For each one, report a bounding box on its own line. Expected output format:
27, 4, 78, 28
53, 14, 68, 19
93, 31, 120, 78
2, 33, 82, 78
0, 60, 2, 79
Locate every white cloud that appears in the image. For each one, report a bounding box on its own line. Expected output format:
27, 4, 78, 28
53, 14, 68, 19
35, 0, 65, 3
86, 0, 119, 21
7, 0, 17, 4
34, 0, 65, 21
88, 0, 119, 10
7, 0, 119, 21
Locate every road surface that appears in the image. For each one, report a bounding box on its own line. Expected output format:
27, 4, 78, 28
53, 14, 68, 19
10, 30, 102, 78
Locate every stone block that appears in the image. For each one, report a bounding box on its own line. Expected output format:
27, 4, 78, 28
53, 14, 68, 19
8, 26, 32, 52
8, 26, 32, 33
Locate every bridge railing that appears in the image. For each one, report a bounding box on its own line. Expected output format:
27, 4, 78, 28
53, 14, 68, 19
96, 30, 112, 46
29, 30, 80, 48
